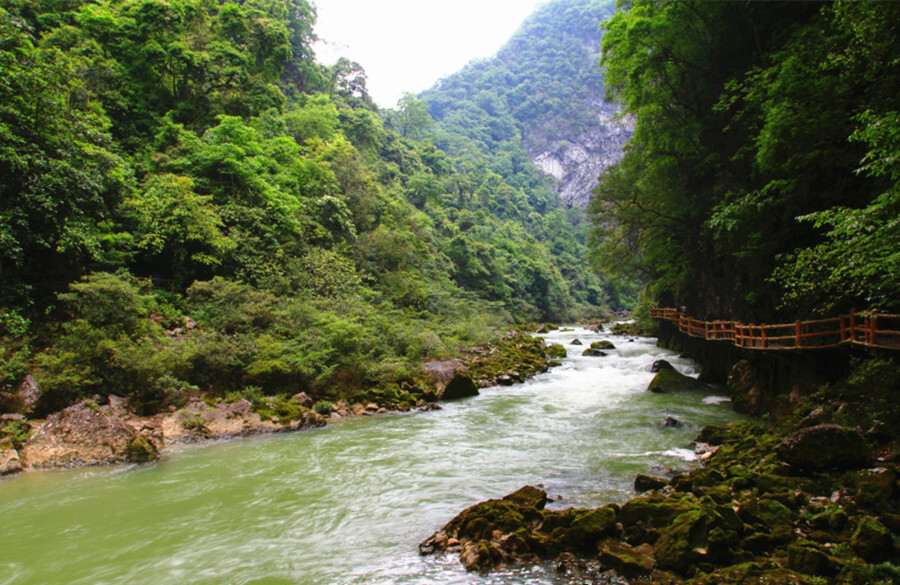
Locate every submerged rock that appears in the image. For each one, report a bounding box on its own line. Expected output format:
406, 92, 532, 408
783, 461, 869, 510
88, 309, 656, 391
582, 348, 608, 357
21, 401, 160, 468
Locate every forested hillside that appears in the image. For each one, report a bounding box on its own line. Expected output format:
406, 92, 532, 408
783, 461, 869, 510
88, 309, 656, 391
422, 0, 628, 208
593, 0, 900, 322
419, 0, 635, 306
0, 0, 611, 416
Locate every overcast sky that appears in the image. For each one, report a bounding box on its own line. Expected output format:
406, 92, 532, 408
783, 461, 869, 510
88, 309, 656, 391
312, 0, 546, 108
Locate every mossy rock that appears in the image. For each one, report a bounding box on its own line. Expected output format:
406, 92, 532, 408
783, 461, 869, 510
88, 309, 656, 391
635, 474, 668, 493
737, 497, 794, 540
547, 344, 567, 358
648, 368, 708, 394
582, 348, 608, 357
502, 485, 548, 509
570, 338, 583, 346
597, 539, 655, 578
445, 500, 530, 542
787, 543, 835, 576
850, 516, 893, 562
125, 435, 158, 463
590, 340, 616, 350
655, 506, 740, 572
775, 424, 870, 472
611, 322, 642, 336
567, 507, 617, 547
854, 466, 896, 505
619, 492, 700, 529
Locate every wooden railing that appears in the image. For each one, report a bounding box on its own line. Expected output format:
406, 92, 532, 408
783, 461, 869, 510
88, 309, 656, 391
649, 307, 900, 351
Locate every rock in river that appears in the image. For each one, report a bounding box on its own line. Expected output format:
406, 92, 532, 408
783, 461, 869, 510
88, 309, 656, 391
647, 368, 708, 394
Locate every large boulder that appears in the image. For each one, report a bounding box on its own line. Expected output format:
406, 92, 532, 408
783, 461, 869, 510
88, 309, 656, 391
774, 424, 870, 471
20, 401, 159, 468
440, 372, 480, 401
648, 368, 708, 394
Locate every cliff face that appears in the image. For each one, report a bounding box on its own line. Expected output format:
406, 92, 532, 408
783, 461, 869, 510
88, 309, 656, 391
527, 99, 632, 208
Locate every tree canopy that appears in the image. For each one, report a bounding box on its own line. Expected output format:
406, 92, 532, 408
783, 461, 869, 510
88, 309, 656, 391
591, 0, 900, 320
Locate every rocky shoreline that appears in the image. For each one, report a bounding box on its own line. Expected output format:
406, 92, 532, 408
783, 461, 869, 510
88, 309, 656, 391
419, 356, 900, 584
1, 330, 568, 476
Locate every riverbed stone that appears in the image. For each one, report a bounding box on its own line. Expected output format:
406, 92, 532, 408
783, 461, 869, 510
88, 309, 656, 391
21, 401, 160, 468
635, 474, 668, 493
571, 338, 583, 346
774, 424, 870, 471
598, 539, 655, 578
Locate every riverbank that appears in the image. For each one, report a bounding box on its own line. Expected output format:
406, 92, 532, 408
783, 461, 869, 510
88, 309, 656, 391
0, 330, 567, 476
420, 335, 900, 584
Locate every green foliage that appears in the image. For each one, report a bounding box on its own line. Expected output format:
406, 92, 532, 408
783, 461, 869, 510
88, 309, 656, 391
592, 0, 900, 319
0, 0, 614, 418
312, 400, 332, 416
0, 419, 31, 449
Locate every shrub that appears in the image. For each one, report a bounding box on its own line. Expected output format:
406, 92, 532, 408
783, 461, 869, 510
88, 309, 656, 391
313, 400, 333, 415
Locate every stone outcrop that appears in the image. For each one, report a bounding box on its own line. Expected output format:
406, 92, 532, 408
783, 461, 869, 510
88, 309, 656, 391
529, 100, 632, 208
20, 401, 159, 468
162, 399, 325, 444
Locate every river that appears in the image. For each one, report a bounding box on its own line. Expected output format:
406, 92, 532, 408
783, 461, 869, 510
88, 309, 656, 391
0, 327, 741, 585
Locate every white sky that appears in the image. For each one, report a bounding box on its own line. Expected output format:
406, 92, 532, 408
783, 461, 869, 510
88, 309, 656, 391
312, 0, 546, 108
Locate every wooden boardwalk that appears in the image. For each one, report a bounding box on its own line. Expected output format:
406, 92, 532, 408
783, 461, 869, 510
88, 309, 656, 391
650, 307, 900, 351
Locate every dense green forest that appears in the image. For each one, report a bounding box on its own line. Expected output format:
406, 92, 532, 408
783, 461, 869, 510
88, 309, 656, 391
0, 0, 611, 415
420, 0, 636, 306
592, 0, 900, 322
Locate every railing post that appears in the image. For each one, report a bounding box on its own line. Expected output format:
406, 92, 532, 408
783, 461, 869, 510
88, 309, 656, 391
795, 320, 802, 348
869, 311, 878, 346
761, 325, 767, 349
850, 310, 857, 343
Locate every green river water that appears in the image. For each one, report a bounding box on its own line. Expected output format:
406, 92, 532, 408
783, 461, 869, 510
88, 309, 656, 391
0, 327, 741, 585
